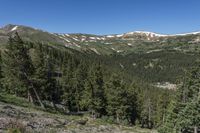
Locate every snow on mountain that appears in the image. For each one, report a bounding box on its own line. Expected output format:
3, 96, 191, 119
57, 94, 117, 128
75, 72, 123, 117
125, 31, 168, 37
116, 34, 124, 37
112, 31, 200, 38
90, 48, 100, 55
11, 26, 18, 31
106, 35, 115, 38
171, 31, 200, 36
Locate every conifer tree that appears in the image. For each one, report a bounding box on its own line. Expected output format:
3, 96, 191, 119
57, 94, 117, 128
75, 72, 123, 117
71, 62, 88, 111
80, 63, 106, 117
159, 63, 200, 133
2, 33, 44, 108
126, 82, 140, 125
105, 73, 128, 123
0, 51, 3, 90
2, 33, 33, 96
61, 57, 76, 111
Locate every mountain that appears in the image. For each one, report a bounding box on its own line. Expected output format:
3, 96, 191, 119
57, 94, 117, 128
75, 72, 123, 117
0, 24, 199, 132
0, 24, 199, 85
1, 24, 200, 55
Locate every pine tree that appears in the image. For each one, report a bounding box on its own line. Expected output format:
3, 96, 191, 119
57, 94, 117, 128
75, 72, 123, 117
61, 57, 77, 111
45, 54, 61, 107
105, 73, 128, 123
159, 63, 200, 133
0, 51, 3, 91
126, 82, 140, 125
80, 63, 106, 117
158, 100, 178, 133
2, 33, 44, 108
31, 44, 48, 101
2, 33, 33, 96
71, 62, 88, 111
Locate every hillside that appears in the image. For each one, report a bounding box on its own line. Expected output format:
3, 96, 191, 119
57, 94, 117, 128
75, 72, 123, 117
0, 24, 199, 132
0, 24, 199, 85
1, 24, 200, 55
0, 93, 157, 133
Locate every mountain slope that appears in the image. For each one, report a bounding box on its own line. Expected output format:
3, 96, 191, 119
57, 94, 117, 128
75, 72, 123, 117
1, 24, 200, 55
0, 24, 199, 85
0, 93, 158, 133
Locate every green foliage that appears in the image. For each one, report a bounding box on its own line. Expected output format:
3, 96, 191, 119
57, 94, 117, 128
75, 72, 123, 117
0, 93, 35, 108
0, 33, 175, 130
80, 63, 106, 117
105, 73, 128, 123
2, 33, 34, 96
159, 63, 200, 132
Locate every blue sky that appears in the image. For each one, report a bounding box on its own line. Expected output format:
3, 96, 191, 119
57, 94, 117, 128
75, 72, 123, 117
0, 0, 200, 35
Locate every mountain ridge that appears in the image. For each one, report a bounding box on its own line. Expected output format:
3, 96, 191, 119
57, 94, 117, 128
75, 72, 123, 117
0, 24, 199, 85
2, 24, 200, 37
1, 24, 200, 56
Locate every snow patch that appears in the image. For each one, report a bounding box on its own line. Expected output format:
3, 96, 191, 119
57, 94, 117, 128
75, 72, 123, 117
106, 35, 115, 38
81, 38, 86, 41
96, 37, 101, 40
117, 50, 123, 53
111, 47, 116, 51
72, 38, 79, 41
71, 43, 81, 48
116, 34, 124, 37
59, 36, 70, 42
89, 37, 96, 40
11, 26, 18, 31
171, 32, 200, 36
105, 42, 112, 44
90, 48, 100, 55
126, 31, 167, 37
132, 63, 137, 66
64, 38, 70, 43
75, 44, 81, 48
101, 37, 106, 40
119, 63, 124, 69
146, 49, 162, 53
125, 30, 200, 37
155, 82, 177, 90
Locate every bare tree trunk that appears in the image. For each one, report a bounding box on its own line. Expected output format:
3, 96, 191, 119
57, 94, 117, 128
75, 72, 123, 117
24, 73, 45, 109
116, 112, 120, 124
13, 54, 45, 109
32, 85, 45, 109
91, 110, 95, 119
28, 90, 33, 103
148, 99, 152, 128
194, 126, 198, 133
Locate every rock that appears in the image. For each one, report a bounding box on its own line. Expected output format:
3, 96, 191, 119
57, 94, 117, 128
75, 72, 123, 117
0, 118, 12, 129
0, 102, 153, 133
3, 105, 14, 110
76, 118, 88, 125
63, 120, 69, 126
27, 121, 39, 129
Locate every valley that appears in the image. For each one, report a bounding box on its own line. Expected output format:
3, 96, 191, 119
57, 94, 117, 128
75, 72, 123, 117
0, 24, 200, 133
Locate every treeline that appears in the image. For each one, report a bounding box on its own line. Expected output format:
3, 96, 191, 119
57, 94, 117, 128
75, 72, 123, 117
0, 33, 172, 128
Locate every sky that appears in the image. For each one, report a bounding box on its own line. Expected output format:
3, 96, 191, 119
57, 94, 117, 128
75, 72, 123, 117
0, 0, 200, 35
